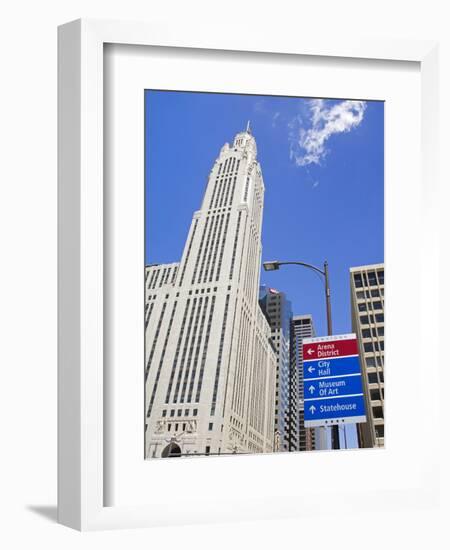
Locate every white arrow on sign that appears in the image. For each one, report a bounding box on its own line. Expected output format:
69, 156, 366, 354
309, 385, 315, 394
308, 365, 315, 374
307, 348, 314, 356
309, 405, 316, 414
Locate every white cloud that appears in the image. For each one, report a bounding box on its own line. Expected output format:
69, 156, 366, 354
289, 99, 367, 166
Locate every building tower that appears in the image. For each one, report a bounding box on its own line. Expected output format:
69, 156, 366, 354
145, 125, 277, 458
259, 286, 293, 452
291, 315, 318, 451
350, 263, 385, 448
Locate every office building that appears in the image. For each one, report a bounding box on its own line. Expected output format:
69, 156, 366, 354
350, 263, 385, 448
145, 125, 277, 458
259, 286, 293, 452
291, 315, 321, 451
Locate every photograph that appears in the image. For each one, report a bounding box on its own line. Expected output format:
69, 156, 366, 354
144, 90, 384, 458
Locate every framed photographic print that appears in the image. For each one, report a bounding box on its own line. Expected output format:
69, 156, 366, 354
143, 88, 383, 460
58, 18, 440, 531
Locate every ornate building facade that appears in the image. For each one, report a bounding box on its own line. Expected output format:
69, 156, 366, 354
145, 126, 276, 458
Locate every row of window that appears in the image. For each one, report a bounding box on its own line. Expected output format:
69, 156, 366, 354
365, 355, 383, 367
360, 313, 384, 325
146, 301, 179, 417
190, 216, 210, 284
197, 214, 224, 283
145, 302, 167, 381
353, 270, 384, 288
362, 327, 384, 338
363, 340, 385, 352
147, 265, 178, 290
358, 300, 383, 311
210, 294, 230, 416
162, 407, 198, 417
144, 302, 155, 330
229, 211, 242, 280
178, 219, 198, 287
214, 214, 231, 281
356, 288, 384, 299
164, 299, 193, 403
172, 297, 200, 402
194, 296, 216, 403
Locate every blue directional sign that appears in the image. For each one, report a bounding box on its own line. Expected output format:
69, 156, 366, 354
304, 356, 361, 380
303, 334, 367, 427
305, 395, 366, 423
304, 373, 363, 399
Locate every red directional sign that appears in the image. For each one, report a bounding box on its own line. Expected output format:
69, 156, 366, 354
303, 334, 358, 360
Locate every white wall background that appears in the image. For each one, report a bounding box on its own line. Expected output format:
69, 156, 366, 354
0, 1, 448, 548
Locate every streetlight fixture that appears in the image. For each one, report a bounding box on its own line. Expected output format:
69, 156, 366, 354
263, 259, 338, 448
262, 260, 281, 271
263, 260, 332, 336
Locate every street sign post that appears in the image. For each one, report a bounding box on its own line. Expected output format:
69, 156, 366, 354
303, 333, 367, 427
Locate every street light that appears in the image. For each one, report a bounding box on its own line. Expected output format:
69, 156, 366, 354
263, 261, 280, 271
263, 259, 338, 448
263, 260, 332, 336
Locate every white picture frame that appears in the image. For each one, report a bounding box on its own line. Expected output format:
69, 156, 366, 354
58, 18, 440, 531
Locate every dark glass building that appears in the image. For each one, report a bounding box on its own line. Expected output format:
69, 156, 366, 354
259, 286, 297, 451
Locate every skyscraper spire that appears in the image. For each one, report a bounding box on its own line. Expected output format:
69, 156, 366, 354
246, 120, 252, 134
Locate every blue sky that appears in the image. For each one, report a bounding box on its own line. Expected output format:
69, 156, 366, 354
145, 90, 384, 337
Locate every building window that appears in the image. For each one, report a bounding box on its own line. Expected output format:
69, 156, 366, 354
193, 408, 198, 416
208, 423, 213, 431
375, 425, 384, 438
373, 406, 384, 419
368, 271, 377, 286
370, 389, 381, 401
162, 410, 167, 417
205, 446, 211, 455
353, 274, 363, 288
368, 372, 378, 384
170, 409, 175, 417
177, 409, 182, 416
185, 409, 189, 416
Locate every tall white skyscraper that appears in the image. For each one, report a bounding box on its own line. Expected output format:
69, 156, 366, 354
145, 125, 277, 458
